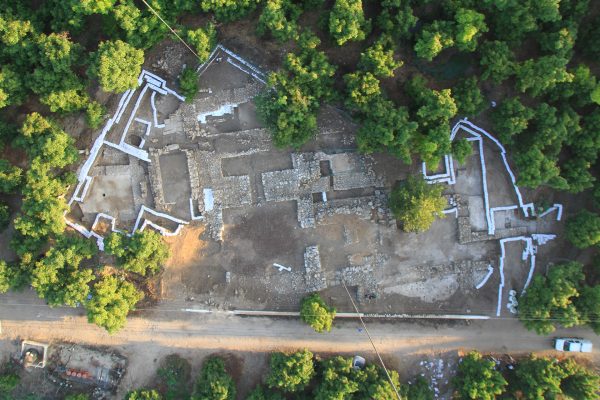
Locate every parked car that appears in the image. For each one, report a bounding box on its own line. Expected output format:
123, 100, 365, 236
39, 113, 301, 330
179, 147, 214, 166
554, 338, 592, 353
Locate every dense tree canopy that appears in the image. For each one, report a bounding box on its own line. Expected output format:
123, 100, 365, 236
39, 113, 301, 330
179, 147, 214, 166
31, 235, 97, 307
389, 176, 447, 233
186, 24, 217, 62
201, 0, 259, 22
566, 210, 600, 248
0, 160, 21, 193
256, 31, 335, 148
377, 0, 417, 39
452, 352, 507, 400
192, 356, 236, 400
479, 41, 515, 84
179, 67, 199, 102
300, 293, 336, 333
267, 350, 314, 393
104, 230, 170, 276
157, 354, 191, 400
88, 40, 144, 93
453, 77, 485, 117
86, 275, 143, 333
560, 358, 600, 400
518, 262, 586, 335
257, 0, 301, 42
513, 356, 567, 400
358, 37, 401, 78
328, 0, 370, 46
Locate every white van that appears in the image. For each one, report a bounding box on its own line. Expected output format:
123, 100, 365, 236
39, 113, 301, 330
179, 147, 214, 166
554, 338, 593, 353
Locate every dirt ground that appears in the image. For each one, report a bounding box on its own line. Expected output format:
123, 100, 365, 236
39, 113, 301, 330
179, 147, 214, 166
54, 38, 568, 322
1, 311, 598, 400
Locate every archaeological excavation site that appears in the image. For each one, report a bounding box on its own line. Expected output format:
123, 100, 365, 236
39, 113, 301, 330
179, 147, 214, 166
65, 45, 565, 317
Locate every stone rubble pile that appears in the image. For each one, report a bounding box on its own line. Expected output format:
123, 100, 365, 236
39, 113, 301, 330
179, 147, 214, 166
303, 246, 327, 292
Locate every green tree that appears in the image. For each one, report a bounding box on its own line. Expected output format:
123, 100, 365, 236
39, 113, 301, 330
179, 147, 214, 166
125, 389, 163, 400
0, 260, 12, 293
454, 8, 487, 52
486, 0, 560, 43
344, 71, 381, 112
300, 293, 336, 333
414, 21, 454, 61
402, 376, 433, 400
377, 0, 418, 39
104, 230, 170, 276
0, 202, 9, 231
491, 98, 534, 145
0, 160, 21, 193
86, 101, 106, 129
74, 0, 117, 15
406, 75, 457, 126
515, 55, 573, 97
88, 40, 144, 93
257, 0, 301, 42
31, 235, 97, 307
566, 210, 600, 248
479, 41, 515, 84
355, 97, 418, 163
179, 67, 199, 103
358, 37, 402, 78
157, 354, 191, 400
355, 364, 401, 400
328, 0, 370, 46
40, 88, 89, 114
313, 356, 359, 399
86, 275, 143, 334
256, 31, 335, 148
547, 64, 597, 108
513, 356, 567, 400
109, 0, 168, 50
246, 385, 285, 400
575, 284, 600, 334
18, 112, 78, 168
0, 65, 27, 108
200, 0, 259, 22
452, 139, 472, 165
192, 356, 236, 400
186, 24, 216, 62
267, 350, 314, 393
452, 352, 507, 399
389, 176, 447, 233
453, 77, 485, 117
538, 25, 577, 57
13, 161, 70, 253
560, 358, 600, 400
0, 14, 32, 47
518, 262, 584, 335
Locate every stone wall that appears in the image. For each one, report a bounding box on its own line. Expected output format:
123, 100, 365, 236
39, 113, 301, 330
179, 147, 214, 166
304, 246, 327, 292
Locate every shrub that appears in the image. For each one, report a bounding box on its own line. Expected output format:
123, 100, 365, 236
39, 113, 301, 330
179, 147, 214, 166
179, 67, 199, 103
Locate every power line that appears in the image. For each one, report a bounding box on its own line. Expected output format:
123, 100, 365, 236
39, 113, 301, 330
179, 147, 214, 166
139, 0, 202, 61
341, 281, 402, 400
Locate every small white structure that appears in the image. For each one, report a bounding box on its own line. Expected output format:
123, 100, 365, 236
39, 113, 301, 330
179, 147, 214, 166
21, 340, 48, 369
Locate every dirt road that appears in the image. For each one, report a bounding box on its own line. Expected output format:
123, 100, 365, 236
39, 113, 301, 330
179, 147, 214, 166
1, 291, 598, 397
